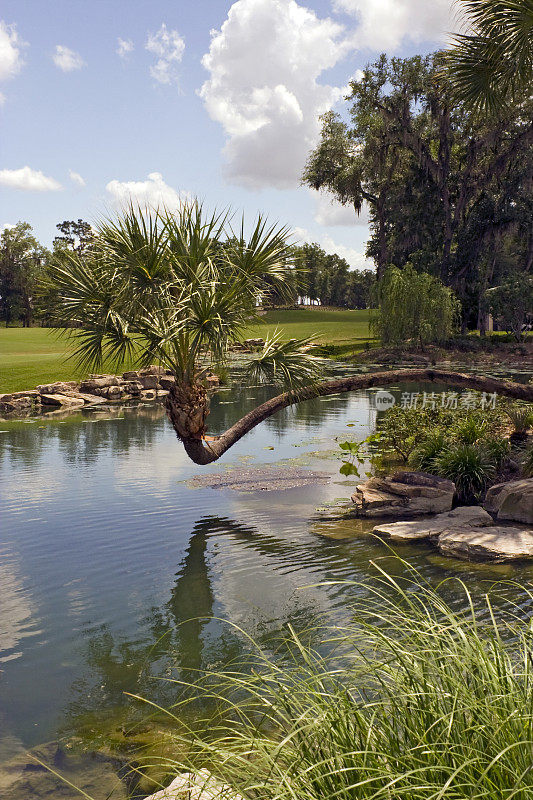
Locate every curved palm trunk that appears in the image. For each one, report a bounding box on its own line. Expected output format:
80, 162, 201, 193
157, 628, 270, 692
167, 369, 533, 466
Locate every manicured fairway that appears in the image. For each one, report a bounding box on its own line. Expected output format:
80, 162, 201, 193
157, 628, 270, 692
0, 308, 374, 393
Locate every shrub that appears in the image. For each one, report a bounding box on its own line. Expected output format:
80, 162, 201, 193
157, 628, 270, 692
523, 445, 533, 478
408, 430, 447, 470
506, 404, 533, 438
149, 571, 533, 800
371, 263, 459, 348
434, 442, 496, 502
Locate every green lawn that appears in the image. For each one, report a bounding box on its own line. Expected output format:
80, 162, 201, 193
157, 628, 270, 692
0, 308, 374, 393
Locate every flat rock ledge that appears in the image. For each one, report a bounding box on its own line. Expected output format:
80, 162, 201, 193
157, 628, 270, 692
373, 506, 533, 561
351, 471, 455, 518
145, 769, 243, 800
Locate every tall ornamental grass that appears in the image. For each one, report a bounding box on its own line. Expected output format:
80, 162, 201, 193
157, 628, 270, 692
135, 569, 533, 799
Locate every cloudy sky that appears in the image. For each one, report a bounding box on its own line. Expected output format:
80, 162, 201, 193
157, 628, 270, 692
0, 0, 458, 268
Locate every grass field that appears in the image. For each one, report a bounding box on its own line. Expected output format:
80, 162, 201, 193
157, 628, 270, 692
0, 308, 374, 393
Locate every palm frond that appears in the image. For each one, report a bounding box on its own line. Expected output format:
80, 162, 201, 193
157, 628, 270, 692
244, 330, 327, 389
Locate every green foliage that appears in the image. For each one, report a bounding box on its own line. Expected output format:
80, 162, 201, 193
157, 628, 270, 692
523, 444, 533, 477
0, 222, 49, 327
46, 202, 320, 390
486, 274, 533, 342
445, 0, 533, 113
506, 403, 533, 434
359, 403, 509, 501
434, 442, 496, 502
139, 570, 533, 800
292, 242, 375, 308
409, 430, 447, 471
371, 264, 459, 347
304, 52, 533, 324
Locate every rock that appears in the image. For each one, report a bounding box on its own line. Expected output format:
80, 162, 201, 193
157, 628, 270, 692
40, 394, 85, 408
104, 385, 123, 400
437, 525, 533, 561
484, 479, 533, 524
373, 506, 493, 541
244, 338, 264, 348
160, 376, 176, 390
144, 769, 243, 800
122, 370, 139, 380
141, 365, 166, 376
139, 374, 159, 390
37, 382, 79, 395
10, 390, 41, 400
351, 471, 455, 518
123, 381, 143, 396
205, 375, 220, 388
141, 389, 157, 401
66, 391, 107, 405
0, 741, 128, 800
80, 376, 119, 391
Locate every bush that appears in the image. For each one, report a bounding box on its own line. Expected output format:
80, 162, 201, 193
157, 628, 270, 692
409, 430, 447, 470
150, 571, 533, 800
506, 404, 533, 438
372, 263, 459, 348
434, 442, 496, 502
523, 445, 533, 478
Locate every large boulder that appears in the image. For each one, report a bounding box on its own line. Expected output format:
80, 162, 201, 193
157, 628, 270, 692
484, 479, 533, 524
144, 769, 243, 800
373, 506, 493, 541
351, 471, 455, 518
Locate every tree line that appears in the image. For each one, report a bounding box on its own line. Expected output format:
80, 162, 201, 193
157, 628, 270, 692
0, 219, 376, 327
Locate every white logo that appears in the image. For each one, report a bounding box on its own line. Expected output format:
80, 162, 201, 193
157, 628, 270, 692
374, 390, 396, 410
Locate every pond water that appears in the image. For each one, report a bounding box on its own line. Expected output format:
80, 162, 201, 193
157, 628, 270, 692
1, 365, 533, 761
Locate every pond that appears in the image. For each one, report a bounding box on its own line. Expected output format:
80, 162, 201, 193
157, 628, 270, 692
1, 364, 532, 764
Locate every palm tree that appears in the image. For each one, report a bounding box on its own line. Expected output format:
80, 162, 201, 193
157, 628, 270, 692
48, 202, 533, 466
47, 202, 324, 453
446, 0, 533, 113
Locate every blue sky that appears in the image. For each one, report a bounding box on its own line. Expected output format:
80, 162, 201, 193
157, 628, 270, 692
0, 0, 455, 267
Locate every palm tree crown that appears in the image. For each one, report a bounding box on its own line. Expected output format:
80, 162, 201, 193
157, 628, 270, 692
446, 0, 533, 113
47, 201, 323, 442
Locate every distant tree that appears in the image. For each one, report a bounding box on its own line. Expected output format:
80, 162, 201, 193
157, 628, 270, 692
372, 264, 459, 348
485, 273, 533, 341
53, 219, 94, 253
0, 223, 48, 327
294, 243, 376, 308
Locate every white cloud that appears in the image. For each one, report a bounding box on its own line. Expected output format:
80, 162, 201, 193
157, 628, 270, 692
0, 21, 24, 103
145, 24, 185, 85
117, 37, 134, 59
105, 171, 187, 209
200, 0, 348, 189
0, 21, 24, 81
69, 169, 86, 187
313, 190, 369, 226
52, 45, 85, 72
333, 0, 457, 51
0, 166, 62, 191
292, 225, 372, 271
